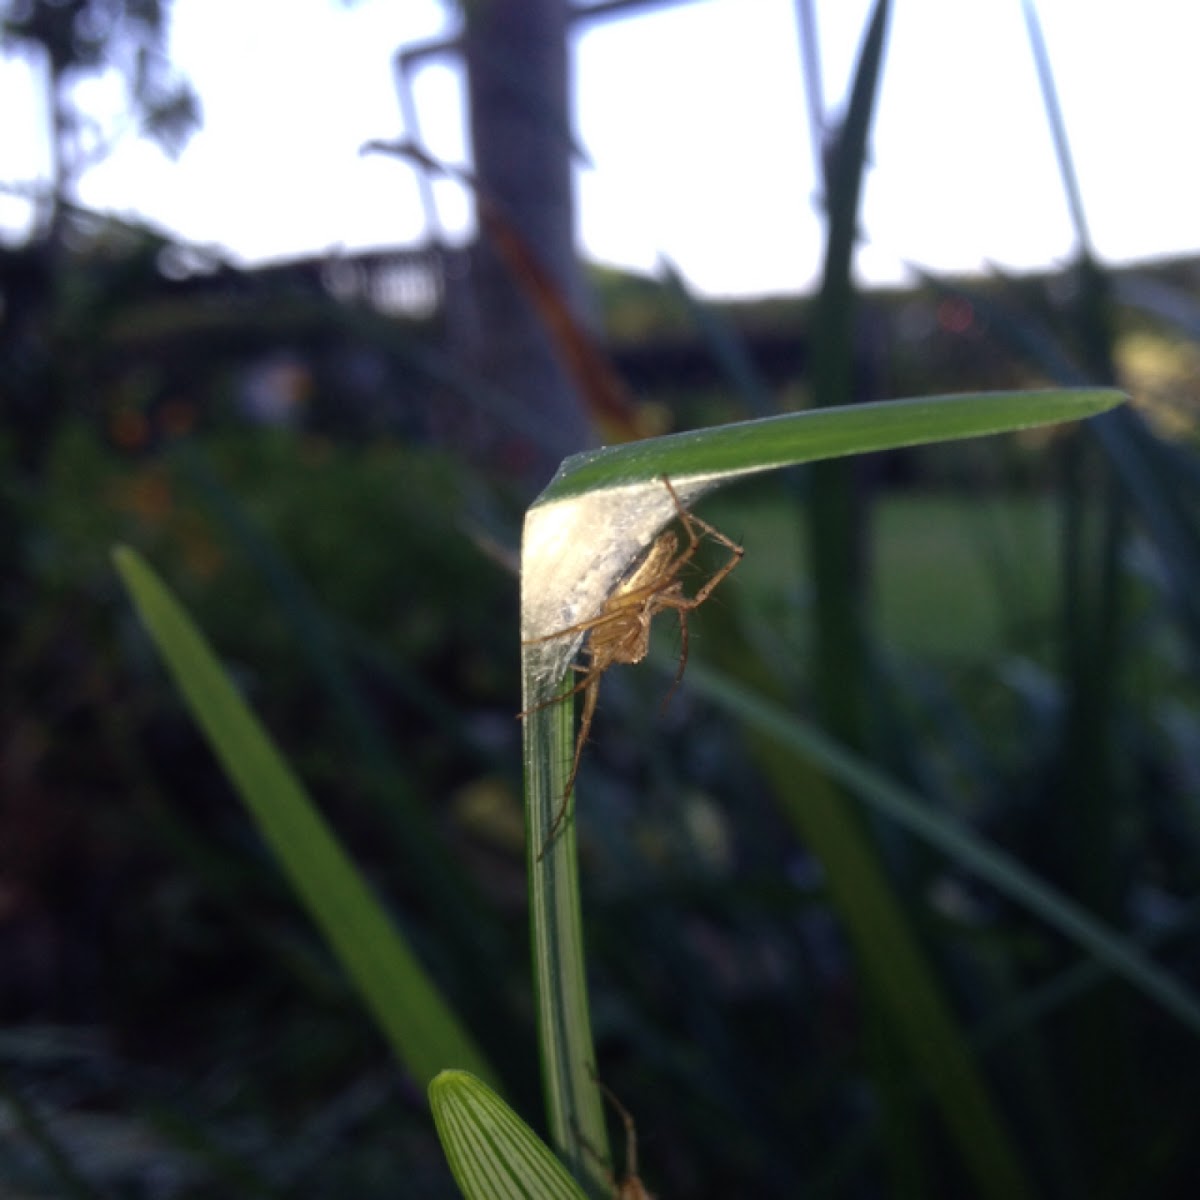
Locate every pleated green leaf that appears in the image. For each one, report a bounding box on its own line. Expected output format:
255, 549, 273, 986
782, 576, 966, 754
430, 1071, 587, 1200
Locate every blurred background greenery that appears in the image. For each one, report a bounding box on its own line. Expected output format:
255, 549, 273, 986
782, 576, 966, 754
4, 1, 1200, 1197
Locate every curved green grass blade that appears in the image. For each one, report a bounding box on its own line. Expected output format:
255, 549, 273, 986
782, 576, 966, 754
685, 659, 1200, 1038
112, 546, 497, 1092
975, 897, 1200, 1051
168, 445, 525, 1076
745, 730, 1028, 1198
430, 1071, 587, 1200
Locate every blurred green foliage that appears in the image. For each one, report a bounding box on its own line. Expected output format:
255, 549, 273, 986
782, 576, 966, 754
5, 8, 1200, 1187
5, 263, 1200, 1196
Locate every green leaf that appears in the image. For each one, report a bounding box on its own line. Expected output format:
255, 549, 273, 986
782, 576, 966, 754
520, 675, 609, 1193
112, 546, 497, 1092
745, 732, 1030, 1199
685, 659, 1200, 1039
519, 388, 1125, 1190
522, 392, 1127, 689
537, 389, 1125, 501
430, 1071, 588, 1200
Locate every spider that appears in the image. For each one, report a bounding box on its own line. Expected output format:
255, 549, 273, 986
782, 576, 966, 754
521, 475, 743, 857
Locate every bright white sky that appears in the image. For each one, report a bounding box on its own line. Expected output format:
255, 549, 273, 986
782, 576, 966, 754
2, 0, 1198, 298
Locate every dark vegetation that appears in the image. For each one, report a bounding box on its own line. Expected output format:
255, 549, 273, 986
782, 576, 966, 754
5, 1, 1200, 1197
5, 208, 1200, 1198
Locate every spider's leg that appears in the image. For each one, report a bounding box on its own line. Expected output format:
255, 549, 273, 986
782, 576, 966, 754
659, 477, 737, 603
661, 476, 703, 558
522, 606, 625, 646
660, 474, 744, 604
660, 608, 689, 714
660, 474, 689, 523
594, 1077, 641, 1184
686, 510, 743, 556
538, 672, 601, 859
685, 520, 744, 607
568, 674, 601, 803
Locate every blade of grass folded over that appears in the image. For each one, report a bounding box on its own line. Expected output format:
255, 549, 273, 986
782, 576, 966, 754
113, 546, 497, 1093
520, 387, 1125, 1187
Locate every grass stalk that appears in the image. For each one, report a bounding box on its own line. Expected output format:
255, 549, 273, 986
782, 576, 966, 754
518, 389, 1121, 1190
520, 673, 610, 1194
113, 547, 498, 1093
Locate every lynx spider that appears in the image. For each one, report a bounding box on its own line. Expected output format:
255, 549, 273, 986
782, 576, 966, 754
521, 475, 743, 857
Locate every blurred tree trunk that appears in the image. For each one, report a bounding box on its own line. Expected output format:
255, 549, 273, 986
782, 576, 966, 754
463, 0, 594, 479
